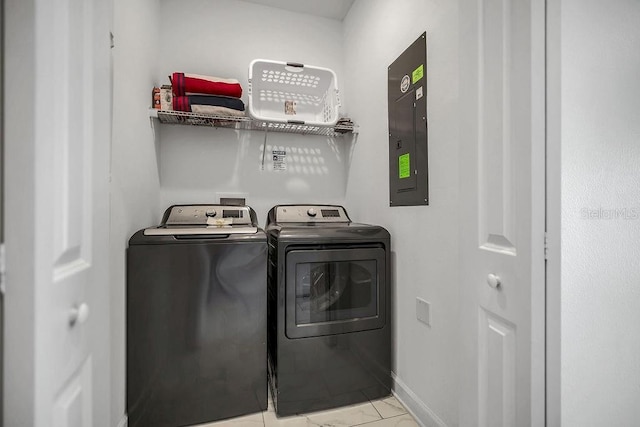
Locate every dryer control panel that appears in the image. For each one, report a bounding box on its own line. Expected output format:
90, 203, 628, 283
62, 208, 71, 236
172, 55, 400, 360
274, 205, 351, 224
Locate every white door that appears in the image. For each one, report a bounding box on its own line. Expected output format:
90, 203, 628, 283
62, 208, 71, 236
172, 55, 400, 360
4, 0, 112, 425
458, 0, 546, 426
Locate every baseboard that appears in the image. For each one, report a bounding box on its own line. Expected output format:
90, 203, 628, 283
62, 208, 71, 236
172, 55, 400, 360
117, 414, 128, 427
392, 372, 448, 427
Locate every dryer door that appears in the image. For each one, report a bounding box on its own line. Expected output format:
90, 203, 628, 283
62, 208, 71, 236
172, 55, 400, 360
285, 247, 386, 339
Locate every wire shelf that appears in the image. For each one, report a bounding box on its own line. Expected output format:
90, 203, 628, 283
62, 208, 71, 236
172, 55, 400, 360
150, 109, 356, 137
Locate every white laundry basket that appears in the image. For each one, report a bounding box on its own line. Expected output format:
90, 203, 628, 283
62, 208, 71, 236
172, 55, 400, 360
248, 59, 340, 126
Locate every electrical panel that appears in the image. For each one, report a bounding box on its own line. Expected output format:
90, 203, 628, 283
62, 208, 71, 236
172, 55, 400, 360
388, 32, 428, 206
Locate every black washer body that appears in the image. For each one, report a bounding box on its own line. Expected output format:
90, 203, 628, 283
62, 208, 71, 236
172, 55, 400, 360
266, 205, 392, 416
127, 205, 267, 427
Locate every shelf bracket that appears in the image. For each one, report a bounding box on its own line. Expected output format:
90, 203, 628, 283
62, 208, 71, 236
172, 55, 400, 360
149, 114, 157, 141
261, 128, 268, 170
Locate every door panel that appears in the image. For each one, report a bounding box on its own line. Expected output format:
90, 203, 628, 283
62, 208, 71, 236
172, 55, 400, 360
53, 357, 92, 427
459, 0, 546, 425
479, 310, 516, 427
478, 0, 516, 254
52, 0, 89, 268
391, 92, 417, 192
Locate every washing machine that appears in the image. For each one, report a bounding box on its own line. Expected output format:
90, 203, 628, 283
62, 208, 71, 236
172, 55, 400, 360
127, 204, 267, 427
266, 204, 391, 416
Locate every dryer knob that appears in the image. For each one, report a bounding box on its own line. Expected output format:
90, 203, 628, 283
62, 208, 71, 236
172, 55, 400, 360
307, 208, 317, 217
205, 210, 217, 218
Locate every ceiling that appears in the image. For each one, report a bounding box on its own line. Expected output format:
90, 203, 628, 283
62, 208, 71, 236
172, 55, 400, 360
240, 0, 355, 21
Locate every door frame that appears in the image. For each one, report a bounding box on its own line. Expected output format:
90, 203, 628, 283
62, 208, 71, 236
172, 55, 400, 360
545, 0, 562, 425
3, 0, 38, 423
0, 0, 4, 421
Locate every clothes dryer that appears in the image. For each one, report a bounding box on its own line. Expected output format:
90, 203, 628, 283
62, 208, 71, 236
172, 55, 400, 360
266, 204, 391, 416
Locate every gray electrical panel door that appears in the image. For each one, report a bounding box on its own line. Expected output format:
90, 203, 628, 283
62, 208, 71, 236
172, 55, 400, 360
388, 32, 428, 206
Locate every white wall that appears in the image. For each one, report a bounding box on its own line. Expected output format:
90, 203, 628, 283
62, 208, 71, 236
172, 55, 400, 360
343, 1, 460, 425
560, 0, 640, 425
156, 0, 352, 224
110, 0, 162, 424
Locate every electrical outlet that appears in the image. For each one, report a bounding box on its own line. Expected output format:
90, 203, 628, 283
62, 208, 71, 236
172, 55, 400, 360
416, 297, 431, 326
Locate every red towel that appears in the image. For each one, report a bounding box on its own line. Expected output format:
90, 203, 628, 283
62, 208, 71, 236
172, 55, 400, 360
172, 72, 243, 98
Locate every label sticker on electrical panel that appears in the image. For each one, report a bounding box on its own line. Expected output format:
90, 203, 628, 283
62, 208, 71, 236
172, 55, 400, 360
400, 75, 411, 93
416, 86, 423, 100
412, 64, 424, 84
273, 150, 287, 171
399, 153, 411, 179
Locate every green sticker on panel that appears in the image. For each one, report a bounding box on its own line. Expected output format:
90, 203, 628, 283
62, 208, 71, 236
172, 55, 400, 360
412, 64, 424, 84
399, 153, 411, 179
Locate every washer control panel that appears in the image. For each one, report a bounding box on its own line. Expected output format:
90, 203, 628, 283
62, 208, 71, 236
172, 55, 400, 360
164, 205, 253, 225
275, 205, 350, 223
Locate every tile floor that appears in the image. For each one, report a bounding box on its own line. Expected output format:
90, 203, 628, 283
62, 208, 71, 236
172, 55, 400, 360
196, 395, 419, 427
